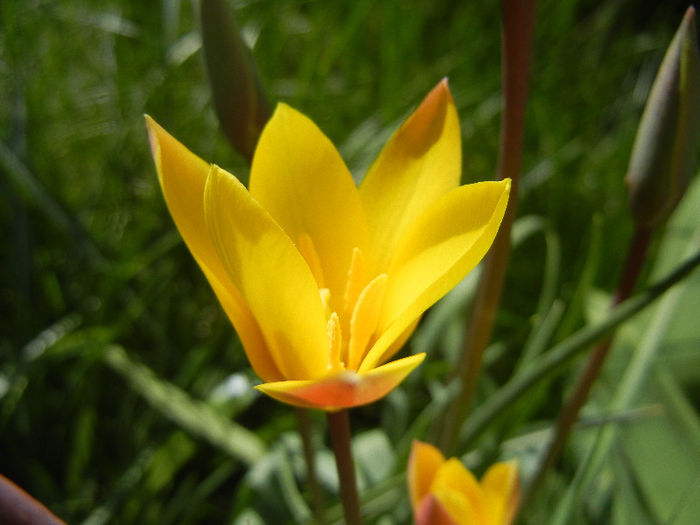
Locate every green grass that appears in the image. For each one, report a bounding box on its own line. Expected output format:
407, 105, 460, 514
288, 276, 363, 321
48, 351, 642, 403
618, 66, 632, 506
1, 1, 698, 523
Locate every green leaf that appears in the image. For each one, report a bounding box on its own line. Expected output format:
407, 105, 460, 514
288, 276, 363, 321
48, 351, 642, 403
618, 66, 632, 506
102, 345, 266, 465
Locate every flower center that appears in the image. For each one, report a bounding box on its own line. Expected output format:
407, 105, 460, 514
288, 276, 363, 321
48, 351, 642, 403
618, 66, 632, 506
298, 235, 387, 372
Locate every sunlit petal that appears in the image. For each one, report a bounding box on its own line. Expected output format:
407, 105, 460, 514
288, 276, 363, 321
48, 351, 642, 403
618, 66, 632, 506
360, 180, 510, 372
250, 104, 369, 309
145, 116, 280, 381
431, 486, 481, 525
481, 461, 520, 525
408, 441, 446, 510
255, 353, 425, 410
204, 165, 329, 379
432, 459, 486, 524
359, 79, 461, 273
203, 267, 281, 382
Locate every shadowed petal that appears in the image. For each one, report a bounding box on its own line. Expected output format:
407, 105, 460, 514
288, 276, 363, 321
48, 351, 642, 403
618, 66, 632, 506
204, 165, 329, 379
255, 353, 425, 410
145, 116, 281, 381
359, 79, 461, 273
250, 104, 369, 309
360, 180, 510, 372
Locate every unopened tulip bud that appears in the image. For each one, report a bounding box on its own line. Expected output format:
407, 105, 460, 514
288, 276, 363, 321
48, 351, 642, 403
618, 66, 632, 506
625, 7, 700, 229
200, 0, 270, 162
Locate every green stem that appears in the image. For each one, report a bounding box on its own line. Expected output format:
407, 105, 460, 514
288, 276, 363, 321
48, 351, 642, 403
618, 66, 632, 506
297, 409, 325, 524
458, 246, 700, 448
439, 0, 537, 455
327, 410, 361, 525
522, 227, 652, 506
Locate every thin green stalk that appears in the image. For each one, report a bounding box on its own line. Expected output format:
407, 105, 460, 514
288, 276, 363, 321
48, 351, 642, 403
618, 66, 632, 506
327, 410, 361, 525
522, 227, 651, 506
458, 246, 700, 448
439, 0, 537, 455
551, 230, 700, 524
297, 408, 325, 524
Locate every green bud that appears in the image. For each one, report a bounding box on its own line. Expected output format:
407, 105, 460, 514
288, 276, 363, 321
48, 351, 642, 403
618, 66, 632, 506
625, 6, 700, 229
200, 0, 271, 162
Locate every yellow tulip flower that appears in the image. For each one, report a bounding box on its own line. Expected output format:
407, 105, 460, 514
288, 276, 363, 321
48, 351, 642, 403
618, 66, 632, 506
145, 79, 509, 411
408, 441, 519, 525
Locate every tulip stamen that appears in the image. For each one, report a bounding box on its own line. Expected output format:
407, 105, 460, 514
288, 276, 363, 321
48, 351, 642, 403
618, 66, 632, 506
327, 312, 344, 371
346, 273, 388, 370
297, 232, 326, 288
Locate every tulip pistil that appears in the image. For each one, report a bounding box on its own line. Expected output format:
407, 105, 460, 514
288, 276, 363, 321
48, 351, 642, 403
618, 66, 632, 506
307, 241, 390, 373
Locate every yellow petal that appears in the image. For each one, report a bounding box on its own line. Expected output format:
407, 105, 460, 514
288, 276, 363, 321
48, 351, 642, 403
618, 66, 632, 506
204, 165, 329, 379
415, 494, 460, 525
254, 353, 425, 410
481, 461, 520, 525
203, 267, 282, 382
249, 103, 369, 310
145, 116, 280, 381
431, 459, 486, 524
408, 441, 446, 510
359, 79, 461, 273
430, 486, 481, 525
360, 180, 510, 372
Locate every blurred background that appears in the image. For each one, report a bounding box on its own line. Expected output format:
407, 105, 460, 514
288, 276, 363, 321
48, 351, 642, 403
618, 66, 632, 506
1, 1, 698, 523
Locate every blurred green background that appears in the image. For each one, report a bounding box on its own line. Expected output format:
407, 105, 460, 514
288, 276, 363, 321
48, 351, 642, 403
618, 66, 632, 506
1, 1, 698, 523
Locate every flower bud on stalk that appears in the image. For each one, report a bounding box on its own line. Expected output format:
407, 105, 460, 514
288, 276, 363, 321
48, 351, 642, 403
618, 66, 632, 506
199, 0, 270, 162
625, 6, 700, 229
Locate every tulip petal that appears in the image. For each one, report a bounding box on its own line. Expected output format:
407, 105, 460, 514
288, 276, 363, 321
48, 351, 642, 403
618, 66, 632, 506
255, 353, 425, 410
408, 441, 446, 510
431, 459, 486, 523
203, 267, 281, 381
145, 116, 281, 381
481, 461, 520, 525
415, 494, 459, 525
204, 165, 329, 379
430, 486, 480, 525
359, 79, 461, 273
249, 104, 369, 309
360, 180, 510, 372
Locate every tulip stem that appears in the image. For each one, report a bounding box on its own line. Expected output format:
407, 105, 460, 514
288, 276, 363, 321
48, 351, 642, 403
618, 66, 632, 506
327, 410, 362, 525
522, 226, 652, 508
297, 408, 325, 524
438, 0, 537, 455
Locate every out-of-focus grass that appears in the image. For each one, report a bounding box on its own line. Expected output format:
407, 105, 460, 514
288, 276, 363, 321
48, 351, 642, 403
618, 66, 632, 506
1, 1, 697, 523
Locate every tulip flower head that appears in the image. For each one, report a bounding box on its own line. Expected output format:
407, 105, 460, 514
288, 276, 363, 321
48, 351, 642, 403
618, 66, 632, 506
146, 80, 510, 411
408, 441, 519, 525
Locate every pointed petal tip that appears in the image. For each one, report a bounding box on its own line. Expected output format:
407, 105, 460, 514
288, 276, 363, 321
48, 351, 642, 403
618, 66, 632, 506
270, 101, 293, 118
429, 77, 454, 103
391, 78, 457, 159
144, 115, 163, 168
438, 76, 451, 92
681, 5, 696, 32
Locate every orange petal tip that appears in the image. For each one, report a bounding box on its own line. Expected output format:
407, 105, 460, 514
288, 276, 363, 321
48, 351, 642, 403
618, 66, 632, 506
255, 353, 425, 411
